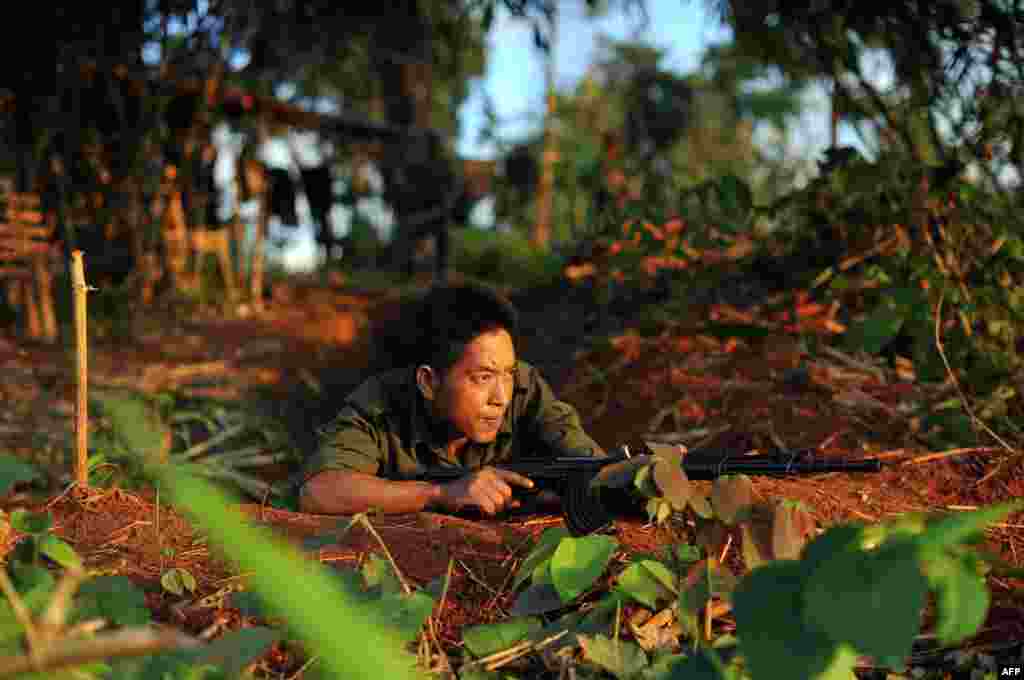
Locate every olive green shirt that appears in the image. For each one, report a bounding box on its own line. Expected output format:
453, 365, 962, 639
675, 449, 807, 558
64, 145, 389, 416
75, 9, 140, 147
296, 360, 604, 487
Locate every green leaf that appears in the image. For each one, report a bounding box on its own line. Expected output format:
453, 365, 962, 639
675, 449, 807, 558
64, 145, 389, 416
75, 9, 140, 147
74, 576, 151, 627
38, 534, 82, 569
646, 498, 661, 522
801, 524, 866, 572
617, 562, 674, 608
645, 649, 731, 679
0, 454, 42, 496
845, 302, 904, 354
640, 560, 679, 595
94, 391, 169, 463
510, 582, 564, 616
0, 565, 55, 646
377, 590, 436, 643
710, 476, 754, 525
362, 555, 403, 595
301, 532, 340, 552
161, 569, 184, 596
512, 527, 569, 591
733, 560, 855, 680
581, 589, 630, 628
463, 617, 542, 658
918, 501, 1024, 551
578, 634, 649, 679
716, 174, 753, 221
675, 544, 702, 565
532, 559, 552, 586
678, 561, 711, 639
10, 510, 53, 534
634, 463, 659, 497
481, 1, 495, 31
192, 627, 281, 678
155, 455, 432, 680
924, 553, 990, 645
109, 653, 227, 680
550, 535, 619, 603
803, 542, 927, 666
707, 560, 738, 602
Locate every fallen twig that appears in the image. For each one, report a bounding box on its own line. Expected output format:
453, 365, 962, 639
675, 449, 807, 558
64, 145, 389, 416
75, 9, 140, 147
179, 423, 247, 461
820, 346, 886, 382
359, 515, 413, 596
932, 291, 1019, 485
902, 447, 1004, 466
463, 630, 569, 673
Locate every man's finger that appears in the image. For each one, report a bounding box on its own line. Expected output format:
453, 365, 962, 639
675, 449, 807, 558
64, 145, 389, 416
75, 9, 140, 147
482, 497, 501, 515
478, 488, 505, 514
494, 469, 534, 489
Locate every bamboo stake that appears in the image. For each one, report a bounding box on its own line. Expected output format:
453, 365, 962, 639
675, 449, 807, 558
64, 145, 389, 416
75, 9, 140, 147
71, 251, 92, 486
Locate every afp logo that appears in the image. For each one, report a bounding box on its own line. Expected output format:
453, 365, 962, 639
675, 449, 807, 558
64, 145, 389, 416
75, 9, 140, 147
1002, 665, 1023, 676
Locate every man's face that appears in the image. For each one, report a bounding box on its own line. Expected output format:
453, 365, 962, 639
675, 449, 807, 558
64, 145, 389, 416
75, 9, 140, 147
422, 328, 516, 444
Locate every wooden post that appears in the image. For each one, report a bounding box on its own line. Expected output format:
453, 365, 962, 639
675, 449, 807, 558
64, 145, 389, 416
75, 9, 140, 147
250, 190, 268, 311
71, 251, 90, 486
230, 174, 246, 299
23, 277, 42, 340
160, 165, 191, 293
239, 157, 268, 310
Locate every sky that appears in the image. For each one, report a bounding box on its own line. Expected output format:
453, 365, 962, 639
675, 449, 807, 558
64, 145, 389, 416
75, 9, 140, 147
245, 1, 847, 271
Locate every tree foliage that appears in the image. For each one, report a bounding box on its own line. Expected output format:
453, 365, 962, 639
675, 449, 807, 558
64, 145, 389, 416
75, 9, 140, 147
714, 0, 1024, 200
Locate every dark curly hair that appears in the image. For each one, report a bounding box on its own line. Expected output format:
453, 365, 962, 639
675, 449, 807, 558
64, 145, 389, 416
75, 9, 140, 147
414, 282, 519, 377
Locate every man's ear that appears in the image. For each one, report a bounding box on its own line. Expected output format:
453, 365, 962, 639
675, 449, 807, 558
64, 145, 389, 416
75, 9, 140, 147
416, 365, 438, 401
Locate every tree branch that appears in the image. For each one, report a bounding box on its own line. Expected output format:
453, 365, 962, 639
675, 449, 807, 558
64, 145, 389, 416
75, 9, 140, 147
0, 628, 201, 679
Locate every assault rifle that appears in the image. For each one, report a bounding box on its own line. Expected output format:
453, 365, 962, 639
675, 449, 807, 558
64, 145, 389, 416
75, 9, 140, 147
417, 444, 883, 536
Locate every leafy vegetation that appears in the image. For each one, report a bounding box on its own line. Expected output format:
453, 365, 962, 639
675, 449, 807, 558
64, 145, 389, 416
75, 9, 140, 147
3, 1, 1024, 678
3, 382, 1019, 678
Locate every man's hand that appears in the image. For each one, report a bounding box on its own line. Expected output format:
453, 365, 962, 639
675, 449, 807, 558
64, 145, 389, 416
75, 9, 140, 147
436, 467, 535, 516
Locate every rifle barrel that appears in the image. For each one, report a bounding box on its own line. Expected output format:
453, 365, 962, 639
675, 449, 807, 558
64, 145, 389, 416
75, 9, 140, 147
416, 453, 883, 483
680, 456, 882, 480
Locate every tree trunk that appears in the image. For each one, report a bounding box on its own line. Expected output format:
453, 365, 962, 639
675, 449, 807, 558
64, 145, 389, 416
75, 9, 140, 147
532, 10, 558, 252
32, 249, 57, 342
533, 90, 558, 251
161, 171, 192, 293
243, 152, 270, 311
374, 6, 441, 279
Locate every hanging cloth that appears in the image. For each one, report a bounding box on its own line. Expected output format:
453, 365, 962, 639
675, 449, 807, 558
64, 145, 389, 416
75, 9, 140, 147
300, 165, 333, 223
268, 168, 298, 226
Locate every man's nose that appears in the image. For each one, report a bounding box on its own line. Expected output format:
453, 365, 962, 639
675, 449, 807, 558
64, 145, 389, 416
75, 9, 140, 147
489, 377, 512, 404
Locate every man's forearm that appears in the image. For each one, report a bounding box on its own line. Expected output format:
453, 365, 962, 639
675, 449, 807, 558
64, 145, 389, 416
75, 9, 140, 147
300, 470, 444, 515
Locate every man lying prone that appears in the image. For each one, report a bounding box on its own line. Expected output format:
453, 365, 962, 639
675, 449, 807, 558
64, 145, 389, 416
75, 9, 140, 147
296, 283, 605, 517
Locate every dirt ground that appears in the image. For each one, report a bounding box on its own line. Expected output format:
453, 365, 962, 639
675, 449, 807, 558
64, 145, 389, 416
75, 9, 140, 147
1, 273, 1023, 675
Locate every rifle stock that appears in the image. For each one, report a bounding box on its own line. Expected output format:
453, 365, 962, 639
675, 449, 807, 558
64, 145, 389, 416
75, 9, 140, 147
417, 444, 883, 536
